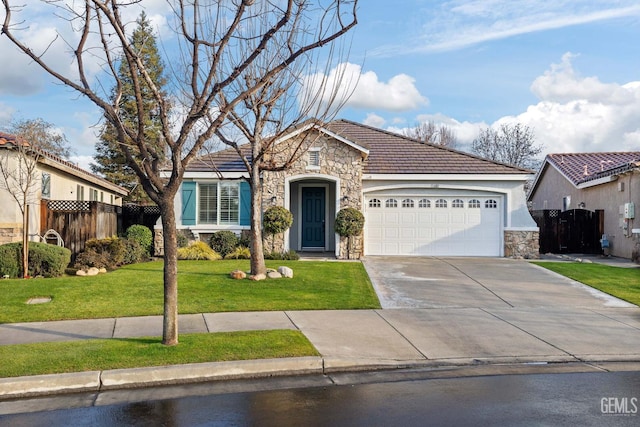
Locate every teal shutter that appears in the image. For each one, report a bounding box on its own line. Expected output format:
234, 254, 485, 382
182, 181, 197, 225
240, 181, 251, 226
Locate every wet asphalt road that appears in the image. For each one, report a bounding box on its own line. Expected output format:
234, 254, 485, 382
1, 370, 639, 426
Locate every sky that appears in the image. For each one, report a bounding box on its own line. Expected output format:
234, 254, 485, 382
1, 1, 640, 171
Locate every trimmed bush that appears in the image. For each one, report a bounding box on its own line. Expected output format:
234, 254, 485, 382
0, 243, 22, 278
209, 231, 238, 258
335, 207, 365, 237
28, 242, 72, 278
263, 206, 293, 236
125, 225, 153, 256
178, 241, 222, 260
122, 239, 147, 265
0, 242, 70, 278
225, 246, 251, 260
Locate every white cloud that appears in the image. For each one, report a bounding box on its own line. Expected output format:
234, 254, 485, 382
363, 113, 386, 128
372, 1, 640, 56
502, 54, 640, 153
68, 155, 96, 172
301, 63, 428, 114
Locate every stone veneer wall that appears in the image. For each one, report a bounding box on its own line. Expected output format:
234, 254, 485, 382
0, 224, 21, 245
262, 131, 365, 259
504, 230, 540, 259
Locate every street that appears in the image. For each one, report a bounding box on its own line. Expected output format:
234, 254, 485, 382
1, 369, 638, 426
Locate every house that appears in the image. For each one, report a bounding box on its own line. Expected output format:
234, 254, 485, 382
0, 131, 128, 246
158, 120, 539, 258
528, 152, 640, 260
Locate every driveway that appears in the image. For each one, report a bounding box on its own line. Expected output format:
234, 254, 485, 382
362, 256, 635, 309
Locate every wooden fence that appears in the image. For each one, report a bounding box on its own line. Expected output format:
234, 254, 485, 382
40, 200, 121, 258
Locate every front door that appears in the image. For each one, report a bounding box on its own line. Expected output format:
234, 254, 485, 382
302, 187, 326, 248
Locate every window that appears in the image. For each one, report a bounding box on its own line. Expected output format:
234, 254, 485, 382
452, 199, 464, 208
89, 189, 98, 201
418, 199, 431, 208
41, 173, 51, 199
198, 182, 240, 225
435, 199, 447, 208
562, 196, 571, 211
469, 199, 481, 208
219, 183, 239, 224
485, 199, 498, 209
368, 198, 381, 208
199, 183, 218, 224
385, 199, 398, 208
76, 185, 85, 201
402, 199, 414, 208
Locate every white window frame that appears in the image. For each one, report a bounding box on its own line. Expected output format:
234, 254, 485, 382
198, 182, 240, 225
306, 148, 321, 171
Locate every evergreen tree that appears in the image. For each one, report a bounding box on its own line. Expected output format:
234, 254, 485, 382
91, 12, 167, 204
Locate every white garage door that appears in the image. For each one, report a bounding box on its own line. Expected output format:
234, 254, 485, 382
365, 196, 502, 256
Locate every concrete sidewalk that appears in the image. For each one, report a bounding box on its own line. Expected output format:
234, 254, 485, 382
1, 256, 640, 399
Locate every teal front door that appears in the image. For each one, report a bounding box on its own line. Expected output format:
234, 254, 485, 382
302, 187, 325, 248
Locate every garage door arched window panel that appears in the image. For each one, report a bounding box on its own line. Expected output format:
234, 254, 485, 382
435, 199, 447, 208
452, 199, 464, 208
368, 198, 381, 208
469, 199, 481, 209
418, 199, 431, 208
385, 199, 398, 208
402, 199, 414, 208
485, 199, 498, 209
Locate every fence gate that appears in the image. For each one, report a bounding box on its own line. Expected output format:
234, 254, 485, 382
531, 209, 603, 254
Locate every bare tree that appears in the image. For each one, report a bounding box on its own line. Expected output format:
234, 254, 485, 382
212, 13, 354, 276
471, 123, 543, 169
404, 120, 458, 148
9, 118, 74, 159
1, 1, 358, 345
0, 136, 40, 278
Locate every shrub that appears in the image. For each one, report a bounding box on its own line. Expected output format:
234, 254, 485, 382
27, 242, 72, 278
225, 246, 251, 260
75, 236, 125, 270
176, 230, 190, 248
125, 225, 153, 255
178, 241, 222, 260
263, 206, 293, 236
335, 207, 365, 237
0, 243, 21, 278
122, 239, 148, 265
0, 242, 70, 278
209, 231, 238, 258
264, 249, 299, 260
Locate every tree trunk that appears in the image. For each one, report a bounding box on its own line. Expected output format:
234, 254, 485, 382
22, 203, 29, 278
159, 198, 179, 345
249, 165, 266, 276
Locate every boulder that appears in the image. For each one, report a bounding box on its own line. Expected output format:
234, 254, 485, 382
76, 269, 87, 276
249, 273, 266, 281
278, 266, 293, 278
267, 270, 282, 279
99, 268, 107, 274
87, 267, 100, 276
230, 270, 247, 280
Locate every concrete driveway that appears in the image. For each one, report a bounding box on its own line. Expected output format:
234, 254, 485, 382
362, 257, 634, 309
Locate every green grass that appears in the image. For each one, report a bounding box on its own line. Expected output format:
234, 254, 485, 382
533, 262, 640, 306
0, 330, 318, 378
0, 260, 380, 323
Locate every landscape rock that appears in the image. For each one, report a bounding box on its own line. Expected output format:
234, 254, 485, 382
249, 273, 266, 281
99, 268, 107, 274
87, 267, 100, 276
267, 271, 282, 279
230, 270, 247, 280
76, 270, 87, 276
278, 266, 293, 278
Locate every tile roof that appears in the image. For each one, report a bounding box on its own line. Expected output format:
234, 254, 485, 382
546, 152, 640, 185
185, 119, 532, 175
326, 120, 531, 175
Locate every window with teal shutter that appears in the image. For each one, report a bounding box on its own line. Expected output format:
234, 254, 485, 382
182, 181, 197, 225
240, 181, 251, 226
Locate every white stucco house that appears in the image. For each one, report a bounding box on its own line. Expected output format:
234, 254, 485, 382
0, 131, 128, 246
158, 120, 539, 258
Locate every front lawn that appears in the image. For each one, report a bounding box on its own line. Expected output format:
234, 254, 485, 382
0, 330, 318, 378
533, 262, 640, 306
0, 260, 380, 323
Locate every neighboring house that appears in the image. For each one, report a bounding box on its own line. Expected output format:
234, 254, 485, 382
528, 152, 640, 260
158, 120, 538, 258
0, 131, 128, 246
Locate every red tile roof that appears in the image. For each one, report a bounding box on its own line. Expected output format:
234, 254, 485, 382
187, 119, 532, 175
546, 152, 640, 185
